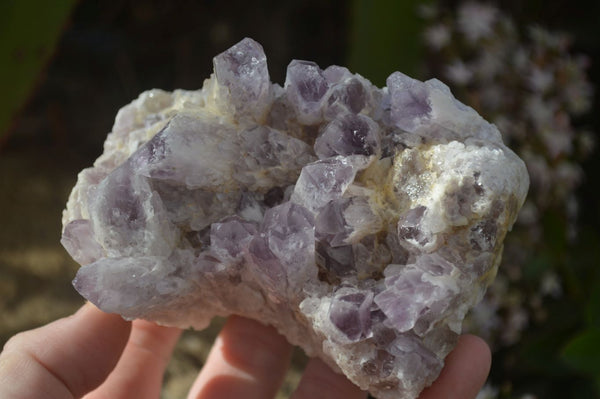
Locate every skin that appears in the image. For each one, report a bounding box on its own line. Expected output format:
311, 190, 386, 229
0, 302, 491, 399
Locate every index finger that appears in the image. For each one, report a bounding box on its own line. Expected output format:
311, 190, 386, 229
0, 302, 131, 399
419, 334, 492, 399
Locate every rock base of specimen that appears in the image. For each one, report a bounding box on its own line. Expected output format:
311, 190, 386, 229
61, 38, 529, 399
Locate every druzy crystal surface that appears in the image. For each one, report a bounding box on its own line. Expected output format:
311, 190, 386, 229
61, 38, 529, 399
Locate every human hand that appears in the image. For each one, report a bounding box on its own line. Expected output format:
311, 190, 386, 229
0, 302, 491, 399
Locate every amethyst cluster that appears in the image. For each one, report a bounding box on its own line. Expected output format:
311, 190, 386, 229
61, 38, 529, 399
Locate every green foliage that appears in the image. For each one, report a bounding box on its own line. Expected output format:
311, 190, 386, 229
347, 0, 429, 86
515, 225, 600, 397
586, 285, 600, 329
560, 271, 600, 392
0, 0, 77, 139
562, 328, 600, 377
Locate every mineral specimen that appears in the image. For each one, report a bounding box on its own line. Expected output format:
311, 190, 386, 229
61, 38, 529, 399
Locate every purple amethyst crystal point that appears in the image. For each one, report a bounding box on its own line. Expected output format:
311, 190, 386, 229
374, 261, 456, 333
210, 216, 257, 261
130, 114, 239, 190
73, 254, 194, 319
291, 158, 357, 213
397, 206, 434, 252
387, 72, 432, 132
260, 202, 314, 264
61, 219, 103, 265
329, 287, 374, 342
62, 37, 529, 399
213, 37, 271, 121
323, 65, 353, 84
285, 59, 329, 124
315, 198, 350, 245
323, 75, 372, 119
235, 125, 315, 188
87, 162, 177, 258
315, 113, 381, 159
256, 202, 316, 291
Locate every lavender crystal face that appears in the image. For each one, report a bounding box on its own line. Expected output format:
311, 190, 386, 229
62, 38, 529, 399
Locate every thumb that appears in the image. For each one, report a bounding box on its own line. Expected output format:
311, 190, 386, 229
0, 302, 131, 399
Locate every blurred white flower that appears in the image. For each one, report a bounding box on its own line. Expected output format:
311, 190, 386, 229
424, 24, 451, 50
512, 46, 530, 72
540, 271, 562, 298
474, 48, 505, 81
562, 58, 594, 114
522, 152, 552, 196
416, 3, 438, 19
476, 384, 499, 399
516, 201, 540, 226
501, 306, 529, 345
528, 66, 554, 93
525, 95, 555, 129
540, 128, 573, 159
566, 194, 579, 241
577, 131, 595, 157
480, 84, 505, 110
554, 161, 582, 194
529, 25, 569, 51
458, 2, 498, 42
445, 60, 473, 85
466, 298, 502, 341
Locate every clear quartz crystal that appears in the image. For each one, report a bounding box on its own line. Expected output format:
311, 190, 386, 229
61, 37, 529, 399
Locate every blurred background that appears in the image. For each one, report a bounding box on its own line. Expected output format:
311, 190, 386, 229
1, 1, 599, 398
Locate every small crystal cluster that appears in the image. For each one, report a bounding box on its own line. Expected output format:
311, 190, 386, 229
61, 38, 528, 399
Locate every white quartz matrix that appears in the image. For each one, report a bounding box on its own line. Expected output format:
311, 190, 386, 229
61, 38, 529, 399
